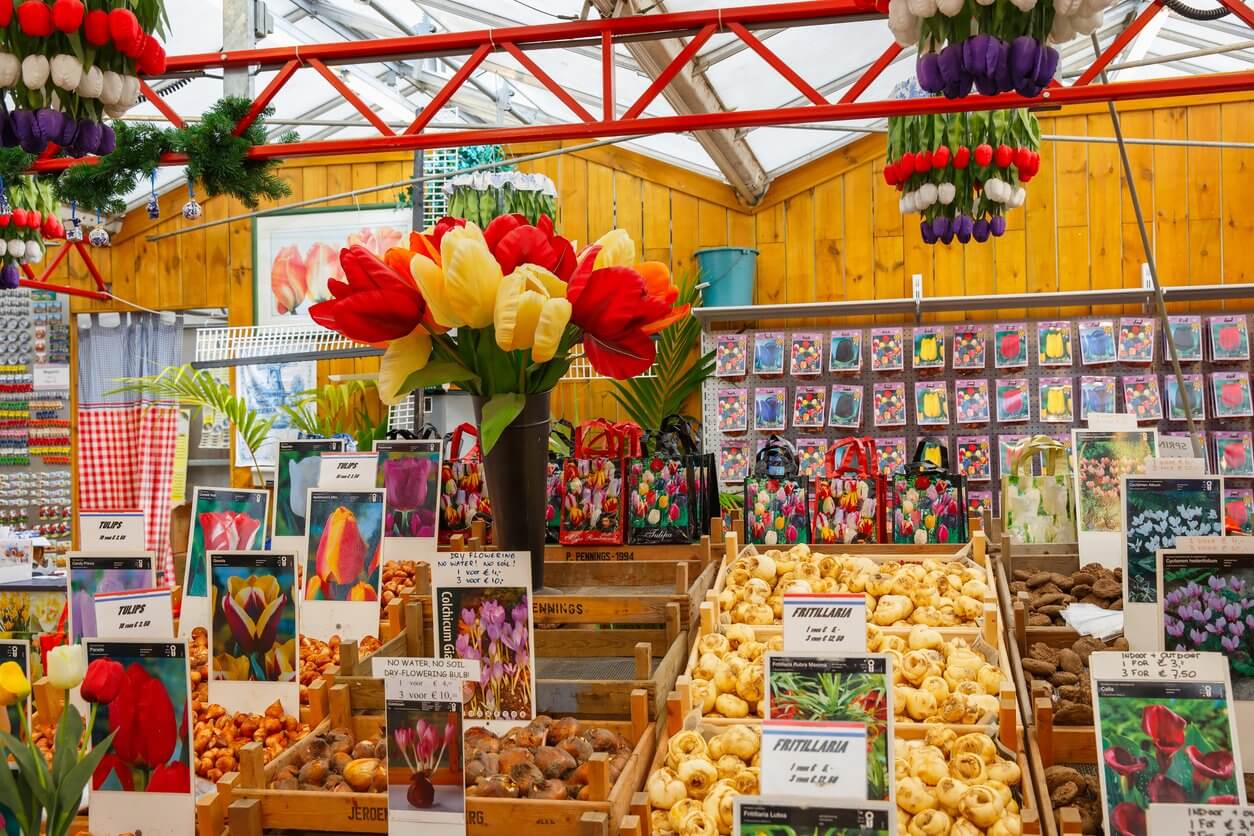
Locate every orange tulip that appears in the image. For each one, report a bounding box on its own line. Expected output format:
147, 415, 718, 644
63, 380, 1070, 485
270, 244, 308, 314
314, 506, 367, 586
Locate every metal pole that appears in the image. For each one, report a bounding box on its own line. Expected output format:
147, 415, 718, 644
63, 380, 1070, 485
1091, 33, 1203, 458
222, 0, 255, 98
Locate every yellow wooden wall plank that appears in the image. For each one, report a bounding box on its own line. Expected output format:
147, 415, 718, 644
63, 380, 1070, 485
993, 230, 1027, 320
586, 162, 615, 243
697, 200, 728, 250
642, 180, 670, 266
1118, 110, 1155, 225
558, 155, 589, 250
670, 192, 700, 279
873, 235, 905, 324
784, 191, 816, 323
1026, 118, 1059, 318
614, 173, 644, 260
1087, 114, 1121, 316
1152, 107, 1190, 306
842, 165, 874, 326
1221, 101, 1254, 310
813, 178, 845, 323
729, 211, 755, 249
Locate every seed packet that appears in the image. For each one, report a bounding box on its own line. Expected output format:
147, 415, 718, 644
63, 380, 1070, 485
1079, 320, 1117, 365
792, 386, 827, 429
875, 437, 907, 476
914, 381, 950, 425
1122, 374, 1163, 421
1079, 376, 1118, 420
995, 378, 1031, 422
1212, 371, 1254, 418
1037, 321, 1073, 367
1209, 314, 1250, 362
1118, 317, 1156, 363
954, 379, 990, 424
715, 333, 747, 377
967, 490, 993, 515
912, 326, 945, 370
717, 388, 749, 432
828, 329, 862, 372
1165, 314, 1203, 362
956, 435, 992, 482
869, 327, 904, 372
828, 384, 864, 429
754, 387, 788, 431
796, 439, 828, 479
1164, 374, 1205, 422
1038, 377, 1075, 423
952, 326, 986, 370
1224, 485, 1254, 534
753, 332, 786, 375
998, 434, 1030, 477
872, 382, 906, 427
790, 332, 824, 376
993, 323, 1028, 369
719, 443, 751, 482
1214, 431, 1254, 477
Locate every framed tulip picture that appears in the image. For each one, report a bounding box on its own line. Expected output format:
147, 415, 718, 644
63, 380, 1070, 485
235, 360, 317, 467
209, 551, 300, 716
302, 488, 385, 643
1167, 314, 1204, 362
374, 440, 442, 558
86, 638, 194, 834
182, 487, 269, 634
67, 552, 155, 644
254, 205, 412, 327
273, 438, 344, 540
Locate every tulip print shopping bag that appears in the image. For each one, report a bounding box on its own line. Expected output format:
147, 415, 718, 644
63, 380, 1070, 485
745, 437, 809, 546
560, 419, 632, 545
545, 420, 573, 544
439, 423, 492, 545
890, 437, 968, 544
812, 437, 885, 544
1001, 435, 1077, 545
626, 451, 697, 545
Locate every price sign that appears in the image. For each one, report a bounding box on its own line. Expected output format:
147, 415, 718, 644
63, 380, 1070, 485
782, 594, 867, 652
79, 511, 146, 549
317, 452, 379, 488
1147, 803, 1254, 834
760, 721, 868, 799
1088, 412, 1139, 431
373, 657, 481, 702
93, 588, 174, 638
734, 798, 895, 836
1145, 457, 1206, 475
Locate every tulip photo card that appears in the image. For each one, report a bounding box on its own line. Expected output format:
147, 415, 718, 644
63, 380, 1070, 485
1225, 486, 1254, 535
1214, 432, 1254, 477
995, 378, 1031, 423
869, 327, 904, 372
182, 487, 269, 635
968, 490, 993, 516
792, 386, 827, 429
796, 439, 828, 479
1209, 315, 1250, 362
1039, 377, 1075, 423
86, 638, 194, 836
914, 381, 950, 426
754, 387, 788, 432
209, 551, 300, 716
273, 438, 344, 540
303, 488, 385, 643
745, 477, 810, 546
912, 325, 945, 370
1211, 372, 1253, 419
753, 332, 786, 375
954, 379, 991, 424
993, 323, 1028, 369
1166, 374, 1206, 422
872, 382, 906, 428
1123, 375, 1164, 422
998, 434, 1030, 478
956, 436, 992, 482
828, 384, 863, 429
1122, 476, 1223, 605
790, 332, 824, 376
1038, 321, 1074, 367
0, 640, 29, 739
68, 553, 156, 644
715, 333, 747, 378
952, 325, 987, 370
1118, 317, 1156, 363
432, 550, 536, 724
1091, 650, 1246, 834
1080, 376, 1118, 420
1167, 314, 1204, 362
717, 388, 749, 433
1073, 429, 1159, 535
1079, 320, 1118, 365
626, 455, 696, 545
719, 443, 750, 483
829, 328, 862, 372
875, 438, 907, 477
375, 440, 442, 559
384, 678, 466, 832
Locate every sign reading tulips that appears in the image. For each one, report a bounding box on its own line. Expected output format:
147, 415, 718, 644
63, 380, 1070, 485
67, 552, 155, 643
302, 489, 385, 644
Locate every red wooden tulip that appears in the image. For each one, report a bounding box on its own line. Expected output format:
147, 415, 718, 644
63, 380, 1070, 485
0, 0, 13, 26
138, 35, 167, 75
309, 245, 428, 344
16, 1, 53, 36
51, 0, 84, 33
107, 8, 141, 53
84, 8, 108, 45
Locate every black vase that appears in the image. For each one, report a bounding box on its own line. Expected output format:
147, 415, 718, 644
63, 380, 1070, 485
472, 392, 551, 591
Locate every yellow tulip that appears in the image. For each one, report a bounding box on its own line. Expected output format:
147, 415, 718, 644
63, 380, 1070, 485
0, 660, 29, 706
214, 653, 252, 681
494, 264, 572, 362
410, 253, 460, 331
440, 225, 502, 329
377, 328, 434, 406
591, 229, 636, 269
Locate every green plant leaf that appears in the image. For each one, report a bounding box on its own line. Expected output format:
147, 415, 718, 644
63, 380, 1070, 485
51, 704, 84, 797
478, 393, 526, 454
50, 729, 119, 836
400, 362, 480, 396
0, 729, 53, 811
0, 738, 33, 834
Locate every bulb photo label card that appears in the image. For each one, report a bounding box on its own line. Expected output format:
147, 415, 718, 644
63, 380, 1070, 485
302, 488, 385, 644
1038, 321, 1074, 367
68, 552, 156, 644
375, 439, 442, 563
183, 487, 270, 635
1166, 375, 1206, 423
273, 439, 344, 542
1214, 432, 1254, 477
86, 638, 194, 836
1039, 378, 1075, 423
0, 640, 29, 739
1119, 318, 1156, 363
1148, 805, 1254, 834
1122, 476, 1223, 607
79, 510, 146, 550
792, 386, 827, 429
790, 332, 824, 376
954, 379, 990, 424
828, 384, 863, 429
912, 326, 945, 370
208, 551, 300, 717
873, 383, 906, 428
956, 436, 992, 482
432, 551, 536, 727
754, 332, 786, 375
1080, 320, 1118, 365
733, 798, 895, 836
796, 439, 828, 479
993, 323, 1028, 369
1211, 372, 1253, 419
1123, 375, 1164, 422
1074, 429, 1159, 568
718, 389, 749, 433
869, 328, 903, 372
1080, 376, 1118, 420
1209, 315, 1249, 362
754, 387, 788, 432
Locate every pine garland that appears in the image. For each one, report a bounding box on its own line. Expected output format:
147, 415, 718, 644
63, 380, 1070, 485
54, 123, 172, 216
176, 98, 293, 209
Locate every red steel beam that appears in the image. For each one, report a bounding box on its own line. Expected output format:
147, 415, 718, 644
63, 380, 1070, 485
727, 21, 827, 106
839, 42, 903, 103
308, 58, 396, 136
602, 31, 615, 122
500, 42, 595, 122
233, 59, 299, 136
1219, 0, 1254, 30
139, 80, 186, 129
405, 43, 491, 135
622, 24, 717, 120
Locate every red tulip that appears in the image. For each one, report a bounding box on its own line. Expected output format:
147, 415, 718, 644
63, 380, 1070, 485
81, 658, 126, 704
914, 149, 932, 173
309, 245, 429, 344
51, 0, 83, 33
974, 144, 993, 167
994, 144, 1014, 168
0, 0, 12, 26
1210, 795, 1239, 804
1186, 746, 1234, 790
482, 213, 576, 280
953, 146, 971, 169
147, 760, 191, 794
92, 753, 134, 791
1111, 803, 1146, 836
1148, 773, 1189, 803
84, 8, 108, 45
200, 511, 262, 553
108, 7, 142, 53
932, 146, 951, 168
16, 1, 53, 36
407, 217, 466, 263
314, 506, 368, 589
109, 663, 178, 769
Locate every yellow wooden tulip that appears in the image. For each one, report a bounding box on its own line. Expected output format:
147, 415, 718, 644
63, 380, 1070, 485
377, 328, 433, 406
592, 229, 636, 269
410, 253, 460, 331
410, 224, 503, 330
494, 264, 572, 362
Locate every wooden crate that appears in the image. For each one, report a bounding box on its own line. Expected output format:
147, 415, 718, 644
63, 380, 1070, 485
994, 550, 1108, 657
1025, 700, 1097, 836
215, 681, 655, 836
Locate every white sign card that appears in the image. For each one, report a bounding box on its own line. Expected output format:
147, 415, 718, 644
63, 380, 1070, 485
733, 798, 896, 836
86, 638, 194, 836
302, 489, 386, 644
0, 640, 31, 738
763, 652, 894, 803
760, 721, 869, 799
432, 551, 536, 727
79, 511, 146, 549
1073, 428, 1159, 569
182, 487, 270, 636
781, 593, 867, 652
94, 588, 175, 638
32, 363, 70, 391
208, 551, 301, 717
1088, 412, 1140, 431
67, 552, 156, 643
1147, 804, 1254, 835
0, 540, 32, 584
272, 439, 344, 560
1157, 541, 1254, 772
1090, 651, 1247, 835
318, 452, 380, 489
380, 669, 467, 833
374, 439, 442, 564
1157, 436, 1200, 459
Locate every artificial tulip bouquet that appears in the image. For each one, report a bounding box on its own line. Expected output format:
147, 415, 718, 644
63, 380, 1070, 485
310, 213, 689, 452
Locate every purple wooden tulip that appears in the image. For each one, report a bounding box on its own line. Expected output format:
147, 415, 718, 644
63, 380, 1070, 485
57, 115, 78, 148
975, 75, 1000, 96
955, 69, 973, 98
973, 219, 990, 242
954, 214, 973, 243
35, 109, 63, 146
933, 216, 952, 239
985, 38, 1004, 80
73, 120, 102, 158
920, 219, 937, 244
917, 53, 945, 92
940, 226, 955, 245
1010, 36, 1039, 85
97, 124, 116, 155
995, 46, 1014, 93
964, 35, 993, 77
1035, 45, 1061, 86
990, 215, 1007, 237
10, 110, 37, 153
938, 43, 964, 85
0, 263, 19, 290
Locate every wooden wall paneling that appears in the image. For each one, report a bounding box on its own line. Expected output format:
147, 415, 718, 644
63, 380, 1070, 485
642, 180, 671, 266
1152, 107, 1190, 307
670, 192, 699, 280
1053, 115, 1090, 320
961, 231, 995, 315
204, 196, 230, 309
930, 231, 964, 322
841, 165, 875, 326
558, 154, 589, 250
697, 200, 728, 250
587, 162, 615, 243
784, 191, 816, 325
1024, 117, 1059, 318
1087, 113, 1122, 317
754, 203, 786, 327
993, 230, 1027, 320
1115, 110, 1154, 316
159, 217, 183, 310
326, 163, 353, 206
1221, 101, 1254, 309
813, 178, 845, 326
729, 209, 755, 249
615, 172, 644, 259
1186, 104, 1222, 311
